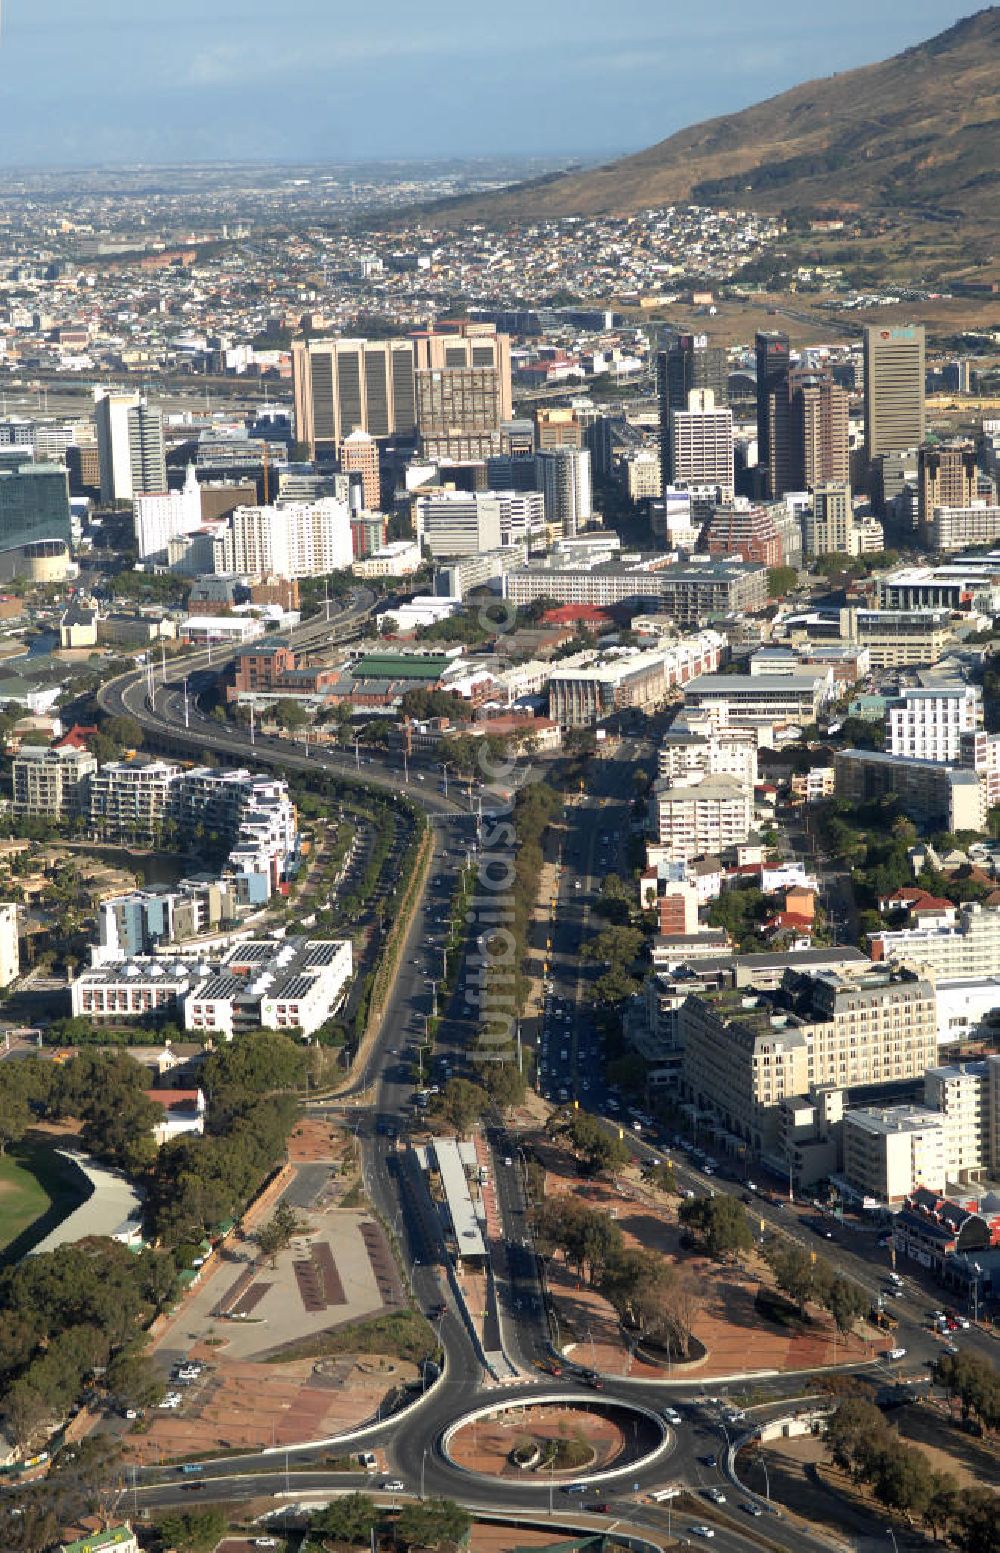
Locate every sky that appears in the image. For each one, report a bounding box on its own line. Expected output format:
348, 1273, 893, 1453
0, 1, 981, 168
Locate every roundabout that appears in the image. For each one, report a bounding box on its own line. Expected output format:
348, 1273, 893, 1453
439, 1391, 672, 1490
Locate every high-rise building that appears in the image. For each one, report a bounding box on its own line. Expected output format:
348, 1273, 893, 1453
134, 464, 202, 560
339, 428, 380, 511
769, 372, 848, 497
657, 335, 728, 481
885, 684, 982, 765
414, 491, 503, 557
127, 401, 167, 496
292, 337, 418, 458
804, 480, 854, 558
700, 499, 783, 566
12, 743, 96, 820
0, 462, 72, 572
212, 500, 354, 579
917, 439, 977, 537
755, 330, 790, 490
94, 388, 140, 503
536, 447, 593, 537
669, 390, 734, 496
535, 407, 583, 449
864, 324, 926, 464
0, 902, 18, 988
412, 322, 512, 460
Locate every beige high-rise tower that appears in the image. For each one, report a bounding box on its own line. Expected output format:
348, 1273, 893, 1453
292, 338, 418, 458
864, 325, 926, 461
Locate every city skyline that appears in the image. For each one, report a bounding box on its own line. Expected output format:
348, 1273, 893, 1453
0, 0, 978, 168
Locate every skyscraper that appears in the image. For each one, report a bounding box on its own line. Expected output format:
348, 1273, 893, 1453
536, 447, 593, 537
339, 429, 381, 511
669, 390, 734, 497
94, 388, 140, 504
917, 439, 977, 535
127, 401, 167, 496
412, 322, 512, 460
657, 335, 728, 481
755, 330, 789, 490
768, 372, 848, 497
292, 338, 418, 458
864, 325, 926, 463
804, 481, 854, 559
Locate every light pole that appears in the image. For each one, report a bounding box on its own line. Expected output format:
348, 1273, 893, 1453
757, 1452, 770, 1503
886, 1529, 899, 1553
421, 1445, 428, 1499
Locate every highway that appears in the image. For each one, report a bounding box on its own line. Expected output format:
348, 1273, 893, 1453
89, 635, 980, 1553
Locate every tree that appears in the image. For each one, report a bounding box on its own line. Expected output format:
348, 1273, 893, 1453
953, 1488, 1000, 1553
482, 1062, 526, 1113
311, 1491, 380, 1544
436, 1078, 488, 1136
678, 1194, 753, 1261
767, 565, 798, 598
0, 1089, 30, 1155
201, 1029, 307, 1098
565, 1112, 630, 1175
155, 1508, 228, 1553
604, 1249, 701, 1358
396, 1498, 471, 1550
276, 699, 310, 732
824, 1274, 867, 1336
255, 1200, 300, 1268
923, 1470, 960, 1542
106, 1349, 165, 1410
764, 1240, 820, 1316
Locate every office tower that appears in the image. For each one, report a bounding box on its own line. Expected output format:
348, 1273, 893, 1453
804, 480, 853, 559
501, 420, 535, 456
669, 390, 734, 496
917, 439, 977, 535
134, 465, 202, 561
769, 372, 849, 497
657, 335, 728, 480
339, 428, 380, 511
755, 330, 789, 490
536, 447, 593, 537
0, 462, 72, 569
414, 366, 503, 461
414, 491, 503, 557
94, 388, 140, 503
292, 337, 418, 458
535, 407, 583, 449
0, 903, 18, 988
127, 401, 167, 496
700, 500, 782, 566
410, 321, 513, 418
584, 415, 615, 481
864, 324, 926, 464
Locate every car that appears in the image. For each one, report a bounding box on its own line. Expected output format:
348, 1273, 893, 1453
503, 1155, 513, 1167
254, 1541, 279, 1548
957, 1316, 971, 1329
587, 1503, 609, 1514
885, 1347, 907, 1361
689, 1527, 715, 1539
700, 1454, 717, 1469
181, 1483, 205, 1492
661, 1407, 683, 1425
382, 1479, 405, 1492
741, 1502, 764, 1517
564, 1483, 591, 1495
706, 1488, 727, 1504
181, 1463, 204, 1475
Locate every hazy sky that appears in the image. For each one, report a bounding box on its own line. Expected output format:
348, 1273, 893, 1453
0, 1, 980, 167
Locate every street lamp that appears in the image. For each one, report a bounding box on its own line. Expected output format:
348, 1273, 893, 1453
886, 1530, 899, 1553
421, 1445, 428, 1499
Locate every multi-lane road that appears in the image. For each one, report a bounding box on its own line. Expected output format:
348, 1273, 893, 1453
89, 626, 990, 1552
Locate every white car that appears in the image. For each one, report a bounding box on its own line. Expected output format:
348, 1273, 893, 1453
886, 1347, 907, 1361
706, 1488, 727, 1504
689, 1527, 715, 1539
382, 1479, 405, 1492
661, 1407, 683, 1425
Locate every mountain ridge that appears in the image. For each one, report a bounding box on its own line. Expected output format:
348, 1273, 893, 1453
410, 8, 1000, 249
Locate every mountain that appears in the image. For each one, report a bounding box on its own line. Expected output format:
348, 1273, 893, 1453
418, 10, 1000, 233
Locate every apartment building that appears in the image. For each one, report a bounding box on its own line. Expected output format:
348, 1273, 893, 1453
650, 773, 753, 863
658, 724, 758, 789
917, 440, 976, 534
700, 500, 783, 566
86, 757, 182, 844
71, 957, 197, 1023
12, 743, 97, 819
843, 1107, 948, 1203
212, 499, 354, 579
886, 684, 982, 764
925, 1061, 994, 1185
834, 748, 986, 832
184, 936, 353, 1039
803, 481, 853, 559
536, 447, 593, 537
869, 903, 1000, 980
0, 902, 18, 987
669, 389, 734, 495
680, 967, 937, 1155
415, 491, 502, 557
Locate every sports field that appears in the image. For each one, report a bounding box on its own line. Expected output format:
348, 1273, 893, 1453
0, 1143, 86, 1256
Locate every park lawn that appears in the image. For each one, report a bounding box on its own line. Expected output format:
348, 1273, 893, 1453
0, 1142, 84, 1253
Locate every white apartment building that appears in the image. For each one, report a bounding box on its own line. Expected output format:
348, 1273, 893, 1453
12, 743, 97, 819
669, 389, 734, 496
658, 723, 759, 789
0, 903, 18, 987
414, 491, 502, 557
650, 772, 753, 863
93, 388, 139, 504
134, 465, 202, 560
886, 684, 981, 764
86, 758, 182, 844
536, 447, 593, 536
71, 958, 198, 1023
549, 632, 723, 727
184, 937, 353, 1039
353, 540, 422, 578
870, 903, 1000, 981
213, 499, 354, 578
843, 1106, 948, 1204
925, 1061, 993, 1185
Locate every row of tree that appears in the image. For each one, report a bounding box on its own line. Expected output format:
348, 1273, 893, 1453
308, 1492, 471, 1550
826, 1396, 998, 1550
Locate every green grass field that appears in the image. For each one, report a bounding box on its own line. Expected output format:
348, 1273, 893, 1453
0, 1143, 87, 1256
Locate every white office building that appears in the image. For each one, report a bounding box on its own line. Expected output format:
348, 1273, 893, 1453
414, 491, 502, 557
93, 388, 140, 504
0, 903, 18, 987
134, 465, 202, 560
885, 684, 982, 765
684, 671, 831, 728
669, 390, 734, 497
